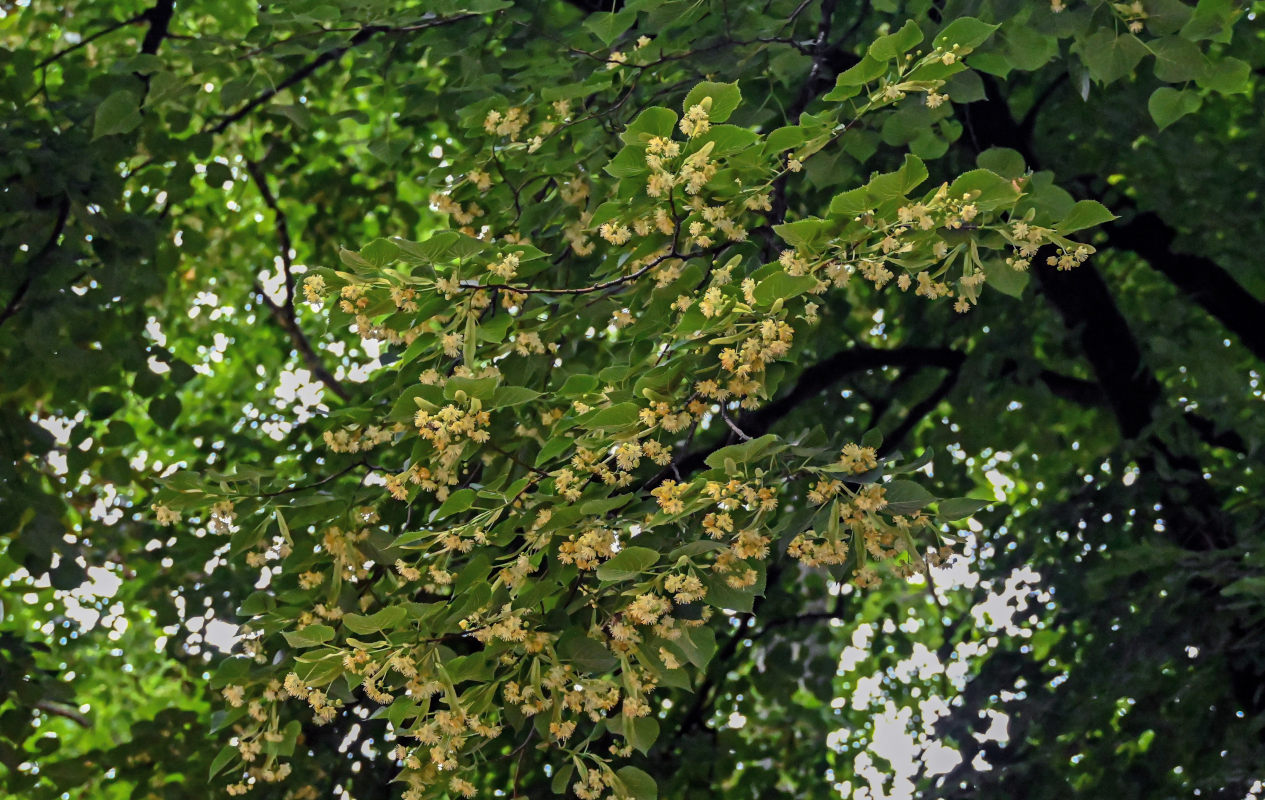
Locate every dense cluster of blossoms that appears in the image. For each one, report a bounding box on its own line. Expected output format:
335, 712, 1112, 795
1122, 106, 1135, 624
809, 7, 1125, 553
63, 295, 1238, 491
164, 34, 1101, 794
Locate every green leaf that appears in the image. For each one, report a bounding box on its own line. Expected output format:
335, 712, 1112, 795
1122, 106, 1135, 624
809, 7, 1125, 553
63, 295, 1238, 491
1077, 31, 1148, 84
360, 238, 401, 267
605, 145, 650, 178
673, 625, 717, 669
703, 565, 765, 612
621, 106, 678, 144
145, 70, 184, 107
1151, 36, 1207, 83
101, 420, 135, 447
683, 80, 742, 123
625, 715, 660, 754
1147, 87, 1203, 130
148, 395, 182, 428
445, 375, 499, 401
829, 187, 871, 217
579, 494, 634, 516
614, 766, 658, 800
582, 402, 642, 429
434, 488, 477, 520
772, 218, 830, 249
825, 56, 886, 96
947, 169, 1020, 211
933, 17, 999, 51
584, 9, 637, 46
89, 392, 125, 419
1196, 56, 1250, 94
884, 480, 936, 514
343, 606, 407, 636
596, 546, 660, 581
558, 373, 601, 396
1179, 0, 1235, 43
1222, 576, 1265, 598
492, 386, 541, 407
282, 624, 336, 648
696, 124, 759, 156
762, 125, 808, 155
1004, 25, 1057, 72
551, 764, 575, 794
394, 231, 484, 263
1145, 0, 1194, 35
209, 745, 236, 779
868, 154, 928, 203
869, 20, 923, 61
981, 258, 1029, 298
976, 147, 1026, 179
1056, 200, 1116, 234
938, 497, 989, 520
703, 434, 786, 469
557, 629, 618, 673
93, 90, 142, 139
753, 272, 819, 305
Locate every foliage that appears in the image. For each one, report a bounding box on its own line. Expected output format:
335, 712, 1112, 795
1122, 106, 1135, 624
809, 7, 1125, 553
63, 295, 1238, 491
2, 1, 1263, 799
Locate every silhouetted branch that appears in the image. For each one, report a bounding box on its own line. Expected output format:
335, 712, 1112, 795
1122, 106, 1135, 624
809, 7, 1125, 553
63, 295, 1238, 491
1105, 209, 1265, 364
140, 0, 175, 55
0, 196, 70, 328
245, 159, 349, 402
880, 365, 962, 456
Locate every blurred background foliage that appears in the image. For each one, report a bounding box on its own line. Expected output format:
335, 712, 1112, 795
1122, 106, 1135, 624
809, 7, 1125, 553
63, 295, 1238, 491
1, 0, 1263, 798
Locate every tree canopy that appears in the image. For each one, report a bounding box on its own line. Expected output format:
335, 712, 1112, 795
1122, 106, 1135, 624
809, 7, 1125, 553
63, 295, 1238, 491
2, 1, 1264, 799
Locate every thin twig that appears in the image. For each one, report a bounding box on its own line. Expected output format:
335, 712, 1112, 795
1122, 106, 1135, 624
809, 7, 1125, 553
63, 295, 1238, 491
35, 700, 90, 727
245, 159, 295, 308
255, 460, 368, 498
719, 407, 752, 441
36, 11, 148, 68
487, 443, 551, 478
922, 559, 945, 611
245, 159, 350, 402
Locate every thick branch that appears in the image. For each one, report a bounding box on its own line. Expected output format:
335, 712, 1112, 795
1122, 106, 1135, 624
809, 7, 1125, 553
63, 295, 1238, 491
140, 0, 176, 55
1105, 209, 1265, 364
967, 75, 1235, 550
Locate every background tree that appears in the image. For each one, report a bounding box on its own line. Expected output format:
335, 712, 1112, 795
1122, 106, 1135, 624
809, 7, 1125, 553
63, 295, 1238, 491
1, 1, 1262, 799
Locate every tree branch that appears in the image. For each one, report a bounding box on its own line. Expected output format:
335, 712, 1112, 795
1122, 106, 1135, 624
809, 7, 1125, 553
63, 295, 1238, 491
245, 159, 296, 308
1104, 208, 1265, 364
140, 0, 176, 56
208, 14, 477, 135
35, 699, 90, 727
966, 74, 1236, 550
650, 346, 964, 487
245, 159, 349, 402
35, 11, 149, 68
879, 364, 962, 456
748, 608, 848, 642
0, 196, 71, 329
